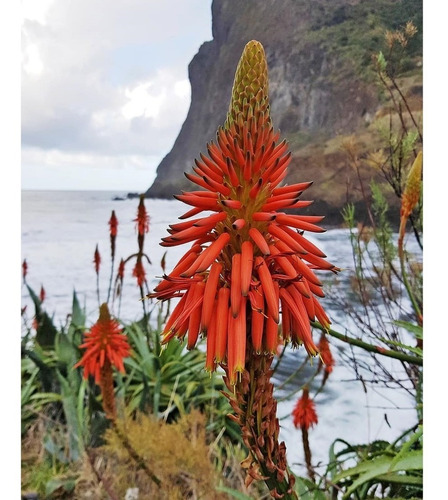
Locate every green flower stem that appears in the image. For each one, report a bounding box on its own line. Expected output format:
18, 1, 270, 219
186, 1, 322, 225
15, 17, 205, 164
310, 322, 422, 366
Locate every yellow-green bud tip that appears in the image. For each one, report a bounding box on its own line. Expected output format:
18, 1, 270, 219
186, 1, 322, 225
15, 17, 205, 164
225, 40, 271, 129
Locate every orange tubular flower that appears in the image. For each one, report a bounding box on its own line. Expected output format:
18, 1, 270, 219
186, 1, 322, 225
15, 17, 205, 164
22, 259, 28, 281
39, 285, 46, 303
318, 333, 335, 375
149, 40, 338, 385
75, 303, 130, 418
292, 388, 318, 431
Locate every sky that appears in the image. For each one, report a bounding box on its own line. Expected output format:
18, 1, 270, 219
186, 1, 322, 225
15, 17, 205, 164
21, 0, 213, 191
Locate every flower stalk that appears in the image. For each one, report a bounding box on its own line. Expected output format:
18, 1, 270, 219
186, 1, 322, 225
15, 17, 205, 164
225, 350, 298, 499
311, 321, 423, 366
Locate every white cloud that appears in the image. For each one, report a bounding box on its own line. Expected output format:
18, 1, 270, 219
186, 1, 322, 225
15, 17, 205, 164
122, 83, 163, 120
22, 0, 55, 24
21, 147, 160, 191
21, 0, 212, 190
174, 79, 191, 100
22, 43, 44, 76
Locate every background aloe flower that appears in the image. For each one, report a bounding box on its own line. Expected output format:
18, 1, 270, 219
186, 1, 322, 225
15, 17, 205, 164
292, 388, 318, 431
292, 387, 318, 482
150, 40, 339, 385
134, 195, 150, 237
93, 244, 101, 275
22, 259, 28, 282
39, 285, 46, 303
108, 210, 118, 259
317, 332, 335, 381
109, 210, 118, 237
118, 258, 125, 281
132, 258, 146, 288
75, 303, 130, 418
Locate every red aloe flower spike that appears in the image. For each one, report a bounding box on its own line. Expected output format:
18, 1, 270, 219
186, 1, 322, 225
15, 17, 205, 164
148, 38, 337, 373
132, 258, 146, 288
74, 303, 130, 419
39, 285, 46, 303
109, 210, 118, 237
108, 210, 118, 258
93, 245, 101, 274
22, 259, 28, 282
134, 195, 150, 236
118, 258, 125, 280
292, 387, 318, 482
292, 388, 318, 431
147, 40, 338, 497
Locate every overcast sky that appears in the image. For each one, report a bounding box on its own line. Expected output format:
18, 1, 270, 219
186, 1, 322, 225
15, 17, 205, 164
21, 0, 213, 191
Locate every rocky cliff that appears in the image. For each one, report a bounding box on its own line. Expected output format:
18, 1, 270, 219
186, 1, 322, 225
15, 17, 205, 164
145, 0, 422, 226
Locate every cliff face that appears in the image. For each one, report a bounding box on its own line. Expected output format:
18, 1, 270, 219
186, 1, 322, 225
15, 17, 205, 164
146, 0, 422, 225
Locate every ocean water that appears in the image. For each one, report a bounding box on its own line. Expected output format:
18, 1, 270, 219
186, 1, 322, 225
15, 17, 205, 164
21, 190, 420, 475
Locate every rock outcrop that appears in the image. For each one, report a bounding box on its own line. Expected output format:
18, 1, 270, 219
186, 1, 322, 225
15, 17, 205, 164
145, 0, 422, 226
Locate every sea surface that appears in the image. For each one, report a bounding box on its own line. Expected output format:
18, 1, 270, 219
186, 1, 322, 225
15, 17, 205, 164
21, 190, 421, 475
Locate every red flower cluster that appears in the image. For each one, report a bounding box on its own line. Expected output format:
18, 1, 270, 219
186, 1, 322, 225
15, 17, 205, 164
292, 388, 318, 431
93, 244, 101, 275
133, 259, 146, 288
149, 41, 338, 384
109, 210, 118, 237
134, 197, 150, 236
75, 303, 130, 383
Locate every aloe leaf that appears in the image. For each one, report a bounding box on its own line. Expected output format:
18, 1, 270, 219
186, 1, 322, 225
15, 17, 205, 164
56, 369, 85, 459
45, 477, 76, 496
393, 320, 423, 339
71, 289, 86, 327
335, 449, 423, 499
